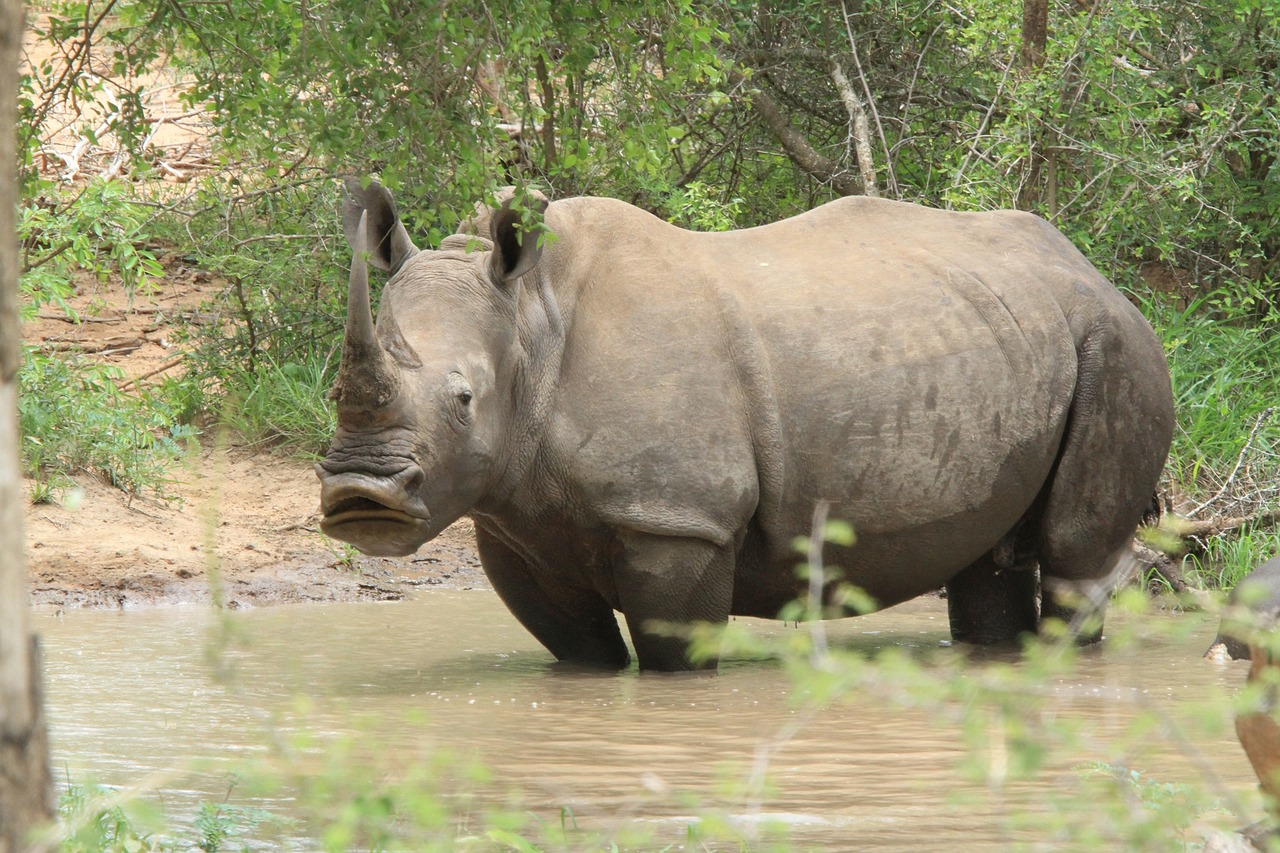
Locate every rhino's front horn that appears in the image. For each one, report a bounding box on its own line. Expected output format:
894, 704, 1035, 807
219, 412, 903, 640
330, 211, 401, 410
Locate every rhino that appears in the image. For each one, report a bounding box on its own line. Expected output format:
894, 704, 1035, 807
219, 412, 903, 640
317, 178, 1174, 671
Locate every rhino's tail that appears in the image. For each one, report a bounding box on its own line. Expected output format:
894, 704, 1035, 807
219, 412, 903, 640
1141, 491, 1162, 528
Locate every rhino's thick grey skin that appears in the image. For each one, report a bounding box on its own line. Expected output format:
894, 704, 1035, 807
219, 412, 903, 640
1208, 555, 1280, 661
317, 179, 1175, 672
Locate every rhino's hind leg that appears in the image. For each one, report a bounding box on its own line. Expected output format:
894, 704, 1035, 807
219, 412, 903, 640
614, 531, 735, 672
1038, 552, 1124, 644
475, 524, 631, 669
945, 553, 1039, 644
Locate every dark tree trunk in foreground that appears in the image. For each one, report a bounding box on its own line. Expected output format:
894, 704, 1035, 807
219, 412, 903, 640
0, 0, 55, 848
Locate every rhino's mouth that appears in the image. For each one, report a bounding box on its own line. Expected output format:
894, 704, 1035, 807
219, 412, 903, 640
324, 494, 414, 521
319, 497, 432, 556
316, 464, 433, 556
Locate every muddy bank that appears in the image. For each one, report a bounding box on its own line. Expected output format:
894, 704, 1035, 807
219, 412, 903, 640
23, 448, 489, 609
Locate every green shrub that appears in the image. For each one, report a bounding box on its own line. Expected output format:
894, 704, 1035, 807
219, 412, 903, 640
57, 782, 275, 853
18, 350, 198, 501
58, 783, 168, 853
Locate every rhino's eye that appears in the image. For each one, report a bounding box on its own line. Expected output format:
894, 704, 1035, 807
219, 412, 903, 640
446, 372, 474, 423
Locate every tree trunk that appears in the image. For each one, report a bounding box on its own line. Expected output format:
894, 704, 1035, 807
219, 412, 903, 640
1016, 0, 1053, 212
1021, 0, 1048, 70
830, 60, 878, 197
0, 0, 55, 848
534, 55, 557, 174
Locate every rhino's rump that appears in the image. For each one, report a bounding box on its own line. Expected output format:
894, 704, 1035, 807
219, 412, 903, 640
741, 253, 1080, 608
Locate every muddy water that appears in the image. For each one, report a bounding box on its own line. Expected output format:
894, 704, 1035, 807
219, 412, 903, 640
38, 592, 1262, 848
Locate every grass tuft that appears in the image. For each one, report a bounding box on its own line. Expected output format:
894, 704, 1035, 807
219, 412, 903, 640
217, 353, 338, 457
1141, 294, 1280, 587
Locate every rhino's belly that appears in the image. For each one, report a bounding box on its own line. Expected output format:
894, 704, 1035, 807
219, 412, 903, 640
726, 296, 1074, 617
729, 383, 1065, 618
730, 486, 1040, 619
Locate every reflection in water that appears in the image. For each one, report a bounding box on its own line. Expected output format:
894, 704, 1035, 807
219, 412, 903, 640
37, 591, 1262, 848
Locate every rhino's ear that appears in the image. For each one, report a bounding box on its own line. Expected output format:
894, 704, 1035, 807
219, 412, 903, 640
488, 194, 549, 284
342, 178, 419, 273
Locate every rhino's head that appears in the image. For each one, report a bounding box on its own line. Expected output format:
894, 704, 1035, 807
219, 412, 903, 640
316, 179, 546, 556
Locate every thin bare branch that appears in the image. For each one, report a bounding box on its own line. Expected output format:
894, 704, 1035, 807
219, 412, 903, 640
1190, 407, 1277, 518
830, 60, 878, 197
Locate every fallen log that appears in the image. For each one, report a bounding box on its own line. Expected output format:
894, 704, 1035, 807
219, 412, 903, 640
1176, 509, 1280, 539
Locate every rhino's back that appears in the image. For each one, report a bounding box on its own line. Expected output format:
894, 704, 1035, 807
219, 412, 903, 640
714, 197, 1087, 496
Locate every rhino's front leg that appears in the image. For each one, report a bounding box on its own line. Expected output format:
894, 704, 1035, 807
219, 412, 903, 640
613, 531, 735, 672
475, 524, 631, 669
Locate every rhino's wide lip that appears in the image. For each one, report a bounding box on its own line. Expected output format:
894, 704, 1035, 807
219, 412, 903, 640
321, 495, 426, 527
318, 494, 434, 557
315, 462, 435, 555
